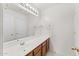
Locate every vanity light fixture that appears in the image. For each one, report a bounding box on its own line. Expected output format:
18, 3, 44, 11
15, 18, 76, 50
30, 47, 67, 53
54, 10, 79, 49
18, 3, 39, 16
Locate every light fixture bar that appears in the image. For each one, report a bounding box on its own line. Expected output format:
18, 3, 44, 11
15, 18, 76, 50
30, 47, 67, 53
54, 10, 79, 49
18, 3, 39, 16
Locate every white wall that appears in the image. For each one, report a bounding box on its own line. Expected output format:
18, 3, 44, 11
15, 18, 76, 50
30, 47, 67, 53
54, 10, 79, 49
41, 4, 75, 55
27, 12, 50, 37
3, 7, 28, 42
27, 12, 44, 36
0, 4, 3, 55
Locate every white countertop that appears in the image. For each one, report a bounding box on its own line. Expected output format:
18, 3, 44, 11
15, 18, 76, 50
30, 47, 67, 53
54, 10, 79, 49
3, 34, 49, 56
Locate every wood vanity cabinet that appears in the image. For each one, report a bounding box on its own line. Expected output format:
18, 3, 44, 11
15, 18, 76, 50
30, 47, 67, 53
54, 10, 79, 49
34, 49, 41, 56
26, 38, 50, 56
26, 51, 33, 56
34, 45, 42, 56
41, 41, 47, 56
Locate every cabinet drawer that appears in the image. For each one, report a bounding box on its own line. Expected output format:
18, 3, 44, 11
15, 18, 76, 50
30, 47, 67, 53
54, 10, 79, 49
34, 50, 41, 56
34, 45, 41, 55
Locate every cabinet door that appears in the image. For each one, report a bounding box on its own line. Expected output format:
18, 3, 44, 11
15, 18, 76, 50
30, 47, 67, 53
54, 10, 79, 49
42, 41, 47, 56
34, 50, 41, 56
42, 44, 47, 56
34, 45, 41, 55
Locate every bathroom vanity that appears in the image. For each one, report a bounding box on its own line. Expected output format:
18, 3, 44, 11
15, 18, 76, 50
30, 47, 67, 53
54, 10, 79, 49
3, 35, 50, 56
26, 38, 49, 56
